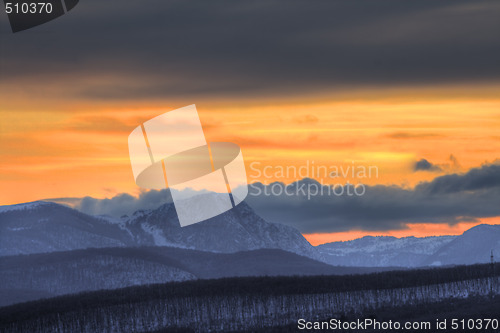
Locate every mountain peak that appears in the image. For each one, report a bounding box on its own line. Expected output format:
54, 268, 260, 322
0, 200, 59, 214
466, 223, 499, 231
459, 223, 500, 237
113, 198, 320, 259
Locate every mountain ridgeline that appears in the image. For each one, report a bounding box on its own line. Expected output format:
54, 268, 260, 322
0, 201, 318, 259
1, 200, 498, 268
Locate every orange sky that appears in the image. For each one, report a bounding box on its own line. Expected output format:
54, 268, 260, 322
1, 84, 499, 242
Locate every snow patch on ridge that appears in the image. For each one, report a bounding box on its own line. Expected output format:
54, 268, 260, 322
0, 201, 52, 214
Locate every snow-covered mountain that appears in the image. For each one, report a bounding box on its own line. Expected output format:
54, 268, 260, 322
0, 201, 133, 256
317, 235, 455, 267
0, 200, 320, 260
317, 224, 500, 267
122, 199, 319, 259
424, 224, 500, 266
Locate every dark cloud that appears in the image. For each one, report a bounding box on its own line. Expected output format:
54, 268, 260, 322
77, 190, 172, 217
414, 158, 442, 172
415, 163, 500, 195
243, 163, 500, 233
1, 0, 499, 102
56, 162, 500, 233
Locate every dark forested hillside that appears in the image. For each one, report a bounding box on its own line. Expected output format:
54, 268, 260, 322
1, 263, 498, 333
230, 296, 500, 333
1, 246, 395, 306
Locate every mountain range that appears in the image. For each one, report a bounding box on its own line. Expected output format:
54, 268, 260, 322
317, 224, 500, 267
1, 199, 499, 307
0, 200, 319, 260
1, 200, 499, 268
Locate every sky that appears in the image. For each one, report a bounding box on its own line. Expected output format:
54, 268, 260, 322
1, 0, 499, 244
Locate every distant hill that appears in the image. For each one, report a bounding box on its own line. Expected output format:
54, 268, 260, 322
317, 235, 456, 267
317, 224, 500, 267
424, 224, 500, 266
0, 201, 132, 256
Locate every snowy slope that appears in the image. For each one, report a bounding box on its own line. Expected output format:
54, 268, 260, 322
0, 201, 51, 214
317, 235, 456, 267
0, 201, 133, 256
424, 224, 500, 266
122, 199, 321, 260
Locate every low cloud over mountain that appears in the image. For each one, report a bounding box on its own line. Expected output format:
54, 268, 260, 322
59, 162, 500, 233
246, 163, 500, 233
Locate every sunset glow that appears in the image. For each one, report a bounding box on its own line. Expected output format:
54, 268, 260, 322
304, 217, 500, 246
